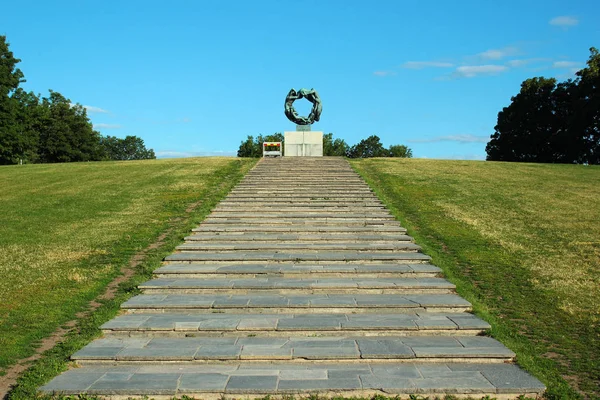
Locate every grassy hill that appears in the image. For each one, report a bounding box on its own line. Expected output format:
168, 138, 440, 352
351, 158, 600, 399
2, 157, 599, 399
0, 158, 256, 381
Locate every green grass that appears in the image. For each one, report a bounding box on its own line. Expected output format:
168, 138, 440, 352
350, 158, 600, 400
0, 157, 257, 378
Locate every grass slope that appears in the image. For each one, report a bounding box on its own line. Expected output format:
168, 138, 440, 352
351, 158, 600, 399
0, 157, 256, 377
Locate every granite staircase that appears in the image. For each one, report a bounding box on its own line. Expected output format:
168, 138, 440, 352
41, 157, 545, 399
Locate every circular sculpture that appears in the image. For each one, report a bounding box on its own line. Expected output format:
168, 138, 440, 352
284, 88, 322, 125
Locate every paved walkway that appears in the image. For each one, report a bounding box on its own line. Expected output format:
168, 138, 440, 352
41, 157, 545, 398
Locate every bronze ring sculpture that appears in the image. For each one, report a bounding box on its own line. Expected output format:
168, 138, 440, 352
284, 88, 322, 125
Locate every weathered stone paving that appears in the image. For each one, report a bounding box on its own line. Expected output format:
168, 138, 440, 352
41, 157, 545, 398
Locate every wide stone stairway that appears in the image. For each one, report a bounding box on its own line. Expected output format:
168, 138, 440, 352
42, 157, 545, 398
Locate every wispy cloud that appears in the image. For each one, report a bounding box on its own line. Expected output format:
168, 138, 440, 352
373, 70, 396, 77
477, 46, 519, 60
449, 65, 508, 79
549, 16, 579, 27
156, 150, 237, 158
552, 61, 580, 69
408, 134, 489, 144
93, 123, 121, 129
506, 58, 549, 67
401, 61, 454, 69
83, 105, 108, 113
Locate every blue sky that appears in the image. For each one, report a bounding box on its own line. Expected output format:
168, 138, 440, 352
3, 0, 599, 159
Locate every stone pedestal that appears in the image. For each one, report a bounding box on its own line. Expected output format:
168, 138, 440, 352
284, 131, 323, 157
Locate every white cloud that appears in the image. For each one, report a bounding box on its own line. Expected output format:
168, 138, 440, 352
506, 59, 529, 67
552, 61, 580, 69
408, 134, 489, 144
477, 47, 519, 60
83, 105, 108, 113
401, 61, 454, 69
451, 65, 508, 78
549, 16, 579, 27
156, 150, 237, 158
373, 70, 396, 77
506, 58, 549, 67
93, 123, 121, 129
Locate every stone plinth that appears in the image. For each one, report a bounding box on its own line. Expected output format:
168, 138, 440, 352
284, 131, 323, 157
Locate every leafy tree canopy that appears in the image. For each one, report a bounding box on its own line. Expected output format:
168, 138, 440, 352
237, 132, 412, 159
0, 35, 156, 165
100, 135, 156, 160
237, 133, 284, 157
0, 35, 24, 97
323, 133, 349, 156
486, 47, 600, 164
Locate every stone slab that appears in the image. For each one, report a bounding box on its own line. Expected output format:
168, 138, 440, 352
101, 312, 488, 332
40, 363, 545, 395
164, 252, 431, 262
139, 277, 454, 290
154, 262, 442, 275
73, 336, 513, 361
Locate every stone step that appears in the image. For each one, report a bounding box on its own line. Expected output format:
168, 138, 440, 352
165, 252, 431, 263
100, 312, 489, 335
183, 234, 413, 242
237, 181, 367, 185
138, 277, 455, 295
216, 203, 385, 208
232, 192, 372, 195
40, 362, 545, 397
71, 336, 515, 363
231, 186, 372, 189
192, 225, 407, 233
218, 199, 383, 203
228, 189, 374, 193
237, 183, 367, 187
235, 186, 369, 190
224, 195, 380, 199
121, 293, 471, 313
228, 193, 376, 198
175, 243, 421, 252
207, 213, 394, 219
154, 263, 442, 278
201, 219, 402, 226
239, 179, 365, 181
212, 208, 391, 214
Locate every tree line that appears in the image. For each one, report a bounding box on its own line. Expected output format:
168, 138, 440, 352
486, 47, 600, 164
237, 133, 412, 158
0, 36, 155, 165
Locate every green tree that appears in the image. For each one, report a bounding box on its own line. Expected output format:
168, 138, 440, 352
237, 133, 284, 157
37, 91, 103, 163
575, 47, 600, 164
11, 88, 41, 163
388, 144, 413, 158
237, 135, 259, 157
0, 35, 26, 164
100, 135, 156, 160
486, 47, 600, 164
486, 77, 564, 162
347, 135, 388, 158
323, 133, 349, 156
